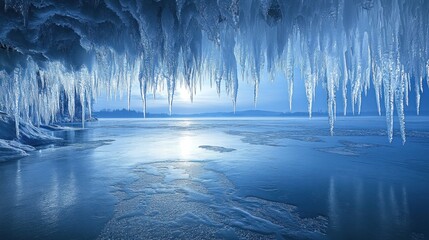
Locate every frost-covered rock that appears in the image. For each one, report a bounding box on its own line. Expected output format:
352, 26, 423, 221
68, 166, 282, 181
0, 115, 59, 146
0, 139, 34, 162
0, 114, 59, 160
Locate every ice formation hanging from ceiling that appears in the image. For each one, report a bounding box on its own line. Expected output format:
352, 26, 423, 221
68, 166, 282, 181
0, 0, 428, 143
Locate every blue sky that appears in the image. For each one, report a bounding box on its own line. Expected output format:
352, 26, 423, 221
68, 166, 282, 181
94, 77, 291, 114
93, 68, 311, 114
93, 69, 429, 115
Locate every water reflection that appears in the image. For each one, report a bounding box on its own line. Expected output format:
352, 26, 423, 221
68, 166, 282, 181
328, 177, 339, 230
354, 178, 363, 232
38, 169, 78, 228
0, 131, 113, 239
401, 186, 410, 227
39, 170, 60, 227
377, 182, 387, 239
327, 176, 411, 239
15, 160, 23, 204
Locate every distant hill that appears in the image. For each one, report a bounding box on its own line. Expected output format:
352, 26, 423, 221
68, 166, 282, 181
93, 109, 325, 118
93, 109, 429, 118
93, 109, 146, 118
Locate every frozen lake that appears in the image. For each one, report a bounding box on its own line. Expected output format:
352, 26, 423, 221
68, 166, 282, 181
1, 117, 429, 239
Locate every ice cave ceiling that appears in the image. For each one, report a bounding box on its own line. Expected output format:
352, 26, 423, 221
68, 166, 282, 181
0, 0, 429, 142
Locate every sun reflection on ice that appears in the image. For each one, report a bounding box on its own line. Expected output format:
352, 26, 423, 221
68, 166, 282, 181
179, 134, 194, 160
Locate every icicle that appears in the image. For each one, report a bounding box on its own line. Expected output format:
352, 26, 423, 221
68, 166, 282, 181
168, 77, 175, 116
361, 32, 371, 97
427, 61, 429, 87
253, 81, 259, 108
373, 65, 382, 116
13, 67, 20, 139
139, 71, 147, 118
303, 56, 315, 118
285, 39, 294, 112
342, 50, 349, 115
415, 75, 421, 115
326, 54, 339, 136
397, 67, 406, 144
79, 70, 86, 128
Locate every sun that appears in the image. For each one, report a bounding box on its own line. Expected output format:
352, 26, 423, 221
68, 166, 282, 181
175, 84, 192, 102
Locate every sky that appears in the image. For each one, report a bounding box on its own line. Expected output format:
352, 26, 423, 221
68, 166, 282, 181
93, 68, 429, 115
93, 68, 317, 114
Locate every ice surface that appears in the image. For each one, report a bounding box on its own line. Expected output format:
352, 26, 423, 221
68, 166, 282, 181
98, 161, 328, 240
1, 0, 429, 142
1, 118, 429, 239
199, 145, 236, 153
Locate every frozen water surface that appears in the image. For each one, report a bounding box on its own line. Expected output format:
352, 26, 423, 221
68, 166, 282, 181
1, 117, 429, 240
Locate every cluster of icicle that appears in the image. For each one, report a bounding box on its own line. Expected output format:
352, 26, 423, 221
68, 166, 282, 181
0, 0, 428, 143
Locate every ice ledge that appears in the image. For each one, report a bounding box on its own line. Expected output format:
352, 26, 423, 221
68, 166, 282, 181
0, 114, 60, 161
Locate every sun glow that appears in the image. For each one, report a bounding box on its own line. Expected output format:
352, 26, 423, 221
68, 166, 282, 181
179, 134, 194, 160
175, 85, 192, 103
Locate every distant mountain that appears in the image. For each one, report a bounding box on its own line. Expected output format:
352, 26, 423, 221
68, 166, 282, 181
179, 110, 308, 117
93, 109, 429, 118
93, 109, 327, 118
93, 109, 146, 118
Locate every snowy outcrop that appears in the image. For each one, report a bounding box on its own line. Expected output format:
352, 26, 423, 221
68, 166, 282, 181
0, 114, 59, 161
0, 139, 34, 161
0, 0, 429, 142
